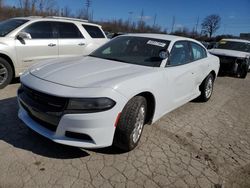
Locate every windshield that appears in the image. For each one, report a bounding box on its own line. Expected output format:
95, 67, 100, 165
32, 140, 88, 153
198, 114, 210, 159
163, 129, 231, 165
216, 40, 250, 53
90, 36, 170, 67
0, 19, 29, 37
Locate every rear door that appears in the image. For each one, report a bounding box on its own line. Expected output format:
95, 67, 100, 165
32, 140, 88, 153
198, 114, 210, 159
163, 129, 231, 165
189, 41, 210, 87
82, 24, 108, 54
15, 21, 58, 70
57, 22, 87, 58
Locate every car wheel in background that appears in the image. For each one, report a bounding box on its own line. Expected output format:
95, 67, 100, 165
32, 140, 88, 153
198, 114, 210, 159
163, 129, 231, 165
0, 57, 13, 89
236, 61, 248, 79
113, 96, 147, 151
198, 73, 214, 102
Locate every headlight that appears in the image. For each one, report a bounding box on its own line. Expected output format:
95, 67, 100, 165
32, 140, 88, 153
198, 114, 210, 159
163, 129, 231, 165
66, 98, 116, 113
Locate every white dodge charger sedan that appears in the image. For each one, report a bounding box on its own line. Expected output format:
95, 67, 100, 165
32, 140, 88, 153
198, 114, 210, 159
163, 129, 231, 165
18, 34, 220, 151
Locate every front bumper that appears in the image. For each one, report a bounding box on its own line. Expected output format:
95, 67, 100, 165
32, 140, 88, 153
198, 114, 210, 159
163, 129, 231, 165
18, 101, 119, 148
17, 73, 128, 148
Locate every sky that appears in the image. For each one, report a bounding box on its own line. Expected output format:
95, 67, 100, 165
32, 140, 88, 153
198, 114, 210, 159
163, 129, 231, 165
5, 0, 250, 36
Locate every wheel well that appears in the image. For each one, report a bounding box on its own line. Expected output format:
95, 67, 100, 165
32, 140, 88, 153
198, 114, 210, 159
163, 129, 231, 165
136, 92, 155, 125
210, 70, 216, 79
0, 53, 15, 77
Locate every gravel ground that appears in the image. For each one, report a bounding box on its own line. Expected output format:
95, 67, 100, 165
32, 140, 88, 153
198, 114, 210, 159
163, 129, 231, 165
0, 75, 250, 188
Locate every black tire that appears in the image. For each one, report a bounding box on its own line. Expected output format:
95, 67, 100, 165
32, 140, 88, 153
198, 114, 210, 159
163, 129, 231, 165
113, 96, 147, 151
236, 62, 248, 79
198, 73, 214, 102
0, 57, 13, 89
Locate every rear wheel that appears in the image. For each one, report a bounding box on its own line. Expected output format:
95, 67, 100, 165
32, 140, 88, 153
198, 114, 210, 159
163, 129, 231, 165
198, 73, 214, 102
0, 57, 13, 89
113, 96, 147, 151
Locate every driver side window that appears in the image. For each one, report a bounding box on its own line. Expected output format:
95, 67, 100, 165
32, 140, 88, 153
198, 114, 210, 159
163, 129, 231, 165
168, 41, 191, 66
22, 21, 55, 39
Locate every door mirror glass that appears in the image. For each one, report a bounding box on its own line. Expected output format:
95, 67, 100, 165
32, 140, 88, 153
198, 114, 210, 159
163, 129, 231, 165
16, 32, 32, 40
159, 50, 169, 60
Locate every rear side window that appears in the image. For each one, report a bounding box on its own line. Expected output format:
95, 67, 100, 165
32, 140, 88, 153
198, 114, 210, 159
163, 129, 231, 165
82, 25, 105, 38
190, 42, 207, 60
22, 21, 54, 39
57, 22, 84, 39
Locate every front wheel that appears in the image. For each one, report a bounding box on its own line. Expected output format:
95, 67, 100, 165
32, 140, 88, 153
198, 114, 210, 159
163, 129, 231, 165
0, 57, 13, 89
113, 96, 147, 151
198, 73, 214, 102
236, 61, 248, 79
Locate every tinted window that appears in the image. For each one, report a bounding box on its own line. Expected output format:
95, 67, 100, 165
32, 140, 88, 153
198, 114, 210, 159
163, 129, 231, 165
190, 42, 207, 60
82, 25, 105, 38
0, 19, 28, 37
169, 41, 191, 66
90, 36, 170, 67
57, 22, 83, 39
22, 21, 54, 39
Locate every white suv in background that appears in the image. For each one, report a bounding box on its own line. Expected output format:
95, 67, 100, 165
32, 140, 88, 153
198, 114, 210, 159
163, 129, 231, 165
0, 16, 108, 88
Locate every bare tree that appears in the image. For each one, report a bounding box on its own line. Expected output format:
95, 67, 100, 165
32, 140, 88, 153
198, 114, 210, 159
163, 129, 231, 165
0, 0, 4, 8
201, 14, 221, 38
18, 0, 30, 16
30, 0, 37, 15
61, 6, 71, 17
138, 9, 146, 32
38, 0, 56, 14
76, 8, 86, 19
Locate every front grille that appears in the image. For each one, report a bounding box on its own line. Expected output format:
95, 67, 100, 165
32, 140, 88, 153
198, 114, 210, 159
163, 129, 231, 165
18, 84, 69, 132
20, 101, 57, 132
21, 85, 68, 111
217, 55, 237, 64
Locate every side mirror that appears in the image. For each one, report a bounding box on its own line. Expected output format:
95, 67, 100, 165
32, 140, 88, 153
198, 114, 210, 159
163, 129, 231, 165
159, 50, 169, 60
16, 32, 32, 40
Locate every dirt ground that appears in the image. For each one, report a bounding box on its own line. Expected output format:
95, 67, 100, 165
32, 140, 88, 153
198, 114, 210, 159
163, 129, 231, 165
0, 75, 250, 188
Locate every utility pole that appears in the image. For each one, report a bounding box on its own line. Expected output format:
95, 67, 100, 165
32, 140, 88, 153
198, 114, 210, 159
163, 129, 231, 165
195, 16, 199, 33
85, 0, 91, 20
171, 16, 175, 33
153, 14, 157, 28
139, 9, 144, 32
128, 11, 133, 24
128, 11, 133, 31
140, 9, 144, 24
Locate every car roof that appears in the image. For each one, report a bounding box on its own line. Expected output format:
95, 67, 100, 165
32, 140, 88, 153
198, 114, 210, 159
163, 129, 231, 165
12, 16, 102, 27
123, 33, 199, 43
221, 38, 250, 43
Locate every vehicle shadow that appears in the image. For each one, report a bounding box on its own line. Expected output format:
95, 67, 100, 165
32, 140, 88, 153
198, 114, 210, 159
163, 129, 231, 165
0, 97, 89, 159
10, 77, 20, 85
87, 146, 127, 155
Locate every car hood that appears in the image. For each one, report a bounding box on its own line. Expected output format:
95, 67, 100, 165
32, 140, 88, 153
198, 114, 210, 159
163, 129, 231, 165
29, 56, 153, 88
0, 37, 14, 46
209, 48, 250, 58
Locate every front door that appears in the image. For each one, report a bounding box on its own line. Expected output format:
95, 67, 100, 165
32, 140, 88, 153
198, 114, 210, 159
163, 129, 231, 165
15, 21, 58, 72
164, 41, 196, 109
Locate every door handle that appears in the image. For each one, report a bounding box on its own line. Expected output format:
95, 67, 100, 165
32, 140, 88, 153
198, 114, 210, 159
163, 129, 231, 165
78, 43, 85, 46
48, 43, 56, 47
